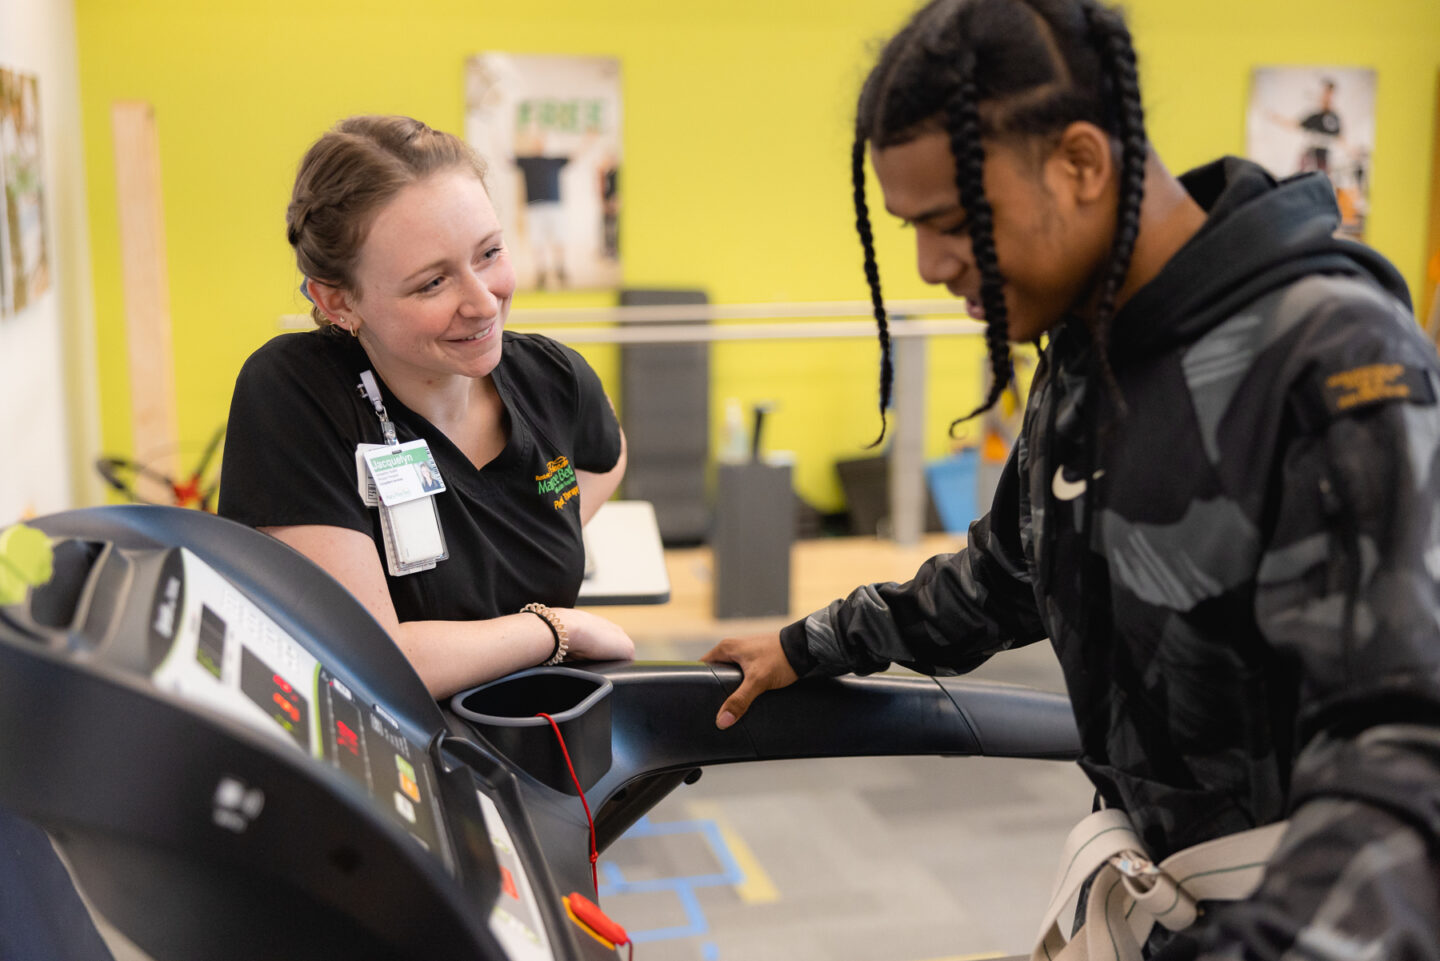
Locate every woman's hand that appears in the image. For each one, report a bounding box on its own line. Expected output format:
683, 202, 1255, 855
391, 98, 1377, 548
553, 608, 636, 663
700, 632, 799, 730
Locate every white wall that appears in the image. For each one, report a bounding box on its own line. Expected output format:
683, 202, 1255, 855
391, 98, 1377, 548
0, 0, 97, 523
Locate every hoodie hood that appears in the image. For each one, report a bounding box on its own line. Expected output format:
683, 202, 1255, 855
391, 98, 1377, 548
1107, 156, 1411, 365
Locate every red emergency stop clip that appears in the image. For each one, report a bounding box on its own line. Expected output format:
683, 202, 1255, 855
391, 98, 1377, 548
564, 892, 632, 957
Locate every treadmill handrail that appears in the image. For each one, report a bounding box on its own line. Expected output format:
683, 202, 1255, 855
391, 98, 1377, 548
451, 662, 1081, 862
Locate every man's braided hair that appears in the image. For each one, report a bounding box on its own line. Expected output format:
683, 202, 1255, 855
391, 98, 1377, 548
853, 0, 1147, 443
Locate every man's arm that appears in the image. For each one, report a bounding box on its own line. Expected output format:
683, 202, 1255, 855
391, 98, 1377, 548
781, 444, 1049, 680
1193, 360, 1440, 961
704, 445, 1049, 728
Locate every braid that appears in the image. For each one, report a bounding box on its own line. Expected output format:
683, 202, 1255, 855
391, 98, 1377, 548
853, 137, 894, 447
1082, 0, 1147, 415
945, 71, 1013, 431
286, 196, 313, 247
854, 0, 1152, 434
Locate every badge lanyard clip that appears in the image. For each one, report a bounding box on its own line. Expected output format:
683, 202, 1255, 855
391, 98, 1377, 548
355, 370, 448, 576
358, 370, 399, 447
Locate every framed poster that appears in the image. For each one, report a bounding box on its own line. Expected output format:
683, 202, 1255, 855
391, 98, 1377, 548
465, 54, 622, 292
0, 67, 51, 317
1246, 66, 1376, 242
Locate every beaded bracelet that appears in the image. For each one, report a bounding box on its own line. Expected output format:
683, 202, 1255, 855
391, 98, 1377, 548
521, 603, 569, 666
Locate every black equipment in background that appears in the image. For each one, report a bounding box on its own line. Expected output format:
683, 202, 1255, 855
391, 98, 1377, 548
617, 288, 711, 546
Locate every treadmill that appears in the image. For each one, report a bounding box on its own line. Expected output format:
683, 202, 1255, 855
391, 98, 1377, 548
0, 506, 1079, 961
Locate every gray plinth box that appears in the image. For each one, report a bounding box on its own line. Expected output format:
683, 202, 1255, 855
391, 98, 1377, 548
712, 461, 794, 619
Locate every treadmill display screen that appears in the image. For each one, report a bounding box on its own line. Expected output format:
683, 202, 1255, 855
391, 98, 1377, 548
196, 604, 226, 678
240, 647, 310, 751
147, 548, 448, 861
317, 668, 441, 852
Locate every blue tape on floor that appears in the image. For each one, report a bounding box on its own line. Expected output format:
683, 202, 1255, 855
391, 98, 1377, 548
598, 815, 748, 948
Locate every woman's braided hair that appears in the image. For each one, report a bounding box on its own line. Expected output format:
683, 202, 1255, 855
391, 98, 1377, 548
852, 0, 1148, 440
286, 115, 488, 327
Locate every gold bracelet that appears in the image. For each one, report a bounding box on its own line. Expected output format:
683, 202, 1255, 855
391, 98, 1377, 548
520, 603, 569, 666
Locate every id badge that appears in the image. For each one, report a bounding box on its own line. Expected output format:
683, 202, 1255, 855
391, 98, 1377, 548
362, 439, 447, 506
356, 442, 449, 576
377, 497, 447, 577
355, 443, 385, 506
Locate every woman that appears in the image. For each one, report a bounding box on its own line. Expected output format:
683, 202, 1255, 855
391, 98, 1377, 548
221, 115, 635, 698
704, 1, 1440, 957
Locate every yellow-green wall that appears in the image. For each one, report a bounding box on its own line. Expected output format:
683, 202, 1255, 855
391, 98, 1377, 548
76, 0, 1440, 512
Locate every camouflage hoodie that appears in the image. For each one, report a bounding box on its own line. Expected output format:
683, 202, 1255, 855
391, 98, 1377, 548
780, 157, 1440, 957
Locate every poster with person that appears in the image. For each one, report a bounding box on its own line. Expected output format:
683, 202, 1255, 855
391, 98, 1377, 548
1246, 66, 1376, 242
0, 67, 51, 317
465, 53, 622, 292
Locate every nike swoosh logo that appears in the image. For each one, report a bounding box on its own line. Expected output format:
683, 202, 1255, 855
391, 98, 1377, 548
1052, 466, 1104, 502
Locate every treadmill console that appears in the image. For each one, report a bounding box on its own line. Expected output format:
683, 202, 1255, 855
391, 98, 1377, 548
139, 547, 558, 958
0, 513, 591, 961
145, 548, 449, 862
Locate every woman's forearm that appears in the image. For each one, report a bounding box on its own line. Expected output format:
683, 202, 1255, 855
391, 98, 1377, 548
394, 613, 558, 699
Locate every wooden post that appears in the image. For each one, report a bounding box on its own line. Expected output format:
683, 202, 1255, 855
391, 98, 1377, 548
111, 101, 178, 502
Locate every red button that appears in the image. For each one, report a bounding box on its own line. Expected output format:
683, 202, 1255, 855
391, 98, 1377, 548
499, 865, 518, 900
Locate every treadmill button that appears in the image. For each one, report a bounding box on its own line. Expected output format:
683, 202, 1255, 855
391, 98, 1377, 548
499, 865, 519, 900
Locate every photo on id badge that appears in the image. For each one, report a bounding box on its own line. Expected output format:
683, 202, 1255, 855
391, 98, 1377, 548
417, 460, 444, 494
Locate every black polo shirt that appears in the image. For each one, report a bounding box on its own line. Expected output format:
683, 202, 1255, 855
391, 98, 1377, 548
219, 328, 621, 622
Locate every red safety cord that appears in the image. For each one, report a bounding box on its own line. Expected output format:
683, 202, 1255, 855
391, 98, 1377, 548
536, 712, 600, 897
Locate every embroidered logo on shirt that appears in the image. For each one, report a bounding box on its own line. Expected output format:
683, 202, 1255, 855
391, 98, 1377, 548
536, 455, 580, 511
1322, 363, 1435, 414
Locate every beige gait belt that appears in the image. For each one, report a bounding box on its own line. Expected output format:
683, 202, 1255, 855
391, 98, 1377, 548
1033, 808, 1289, 961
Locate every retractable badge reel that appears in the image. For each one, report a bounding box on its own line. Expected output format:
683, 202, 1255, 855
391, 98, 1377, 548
354, 371, 449, 576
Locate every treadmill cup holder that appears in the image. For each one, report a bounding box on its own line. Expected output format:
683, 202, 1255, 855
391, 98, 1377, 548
450, 667, 613, 795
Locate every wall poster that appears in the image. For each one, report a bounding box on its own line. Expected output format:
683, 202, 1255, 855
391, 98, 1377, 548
1246, 66, 1376, 242
0, 67, 51, 317
465, 54, 622, 293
